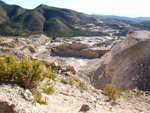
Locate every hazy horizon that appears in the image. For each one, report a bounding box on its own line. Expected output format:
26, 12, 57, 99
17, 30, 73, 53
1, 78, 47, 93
3, 0, 150, 18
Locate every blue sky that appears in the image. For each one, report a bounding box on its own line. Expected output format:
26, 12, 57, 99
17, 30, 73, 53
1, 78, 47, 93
3, 0, 150, 17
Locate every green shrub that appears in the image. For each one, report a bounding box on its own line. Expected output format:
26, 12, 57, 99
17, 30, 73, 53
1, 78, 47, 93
0, 53, 57, 89
124, 89, 133, 98
103, 84, 118, 101
77, 81, 87, 90
43, 80, 56, 95
0, 53, 19, 81
118, 90, 123, 98
34, 93, 49, 105
74, 77, 80, 82
67, 76, 74, 86
44, 66, 57, 80
91, 88, 97, 94
52, 36, 56, 40
15, 38, 18, 41
136, 89, 141, 96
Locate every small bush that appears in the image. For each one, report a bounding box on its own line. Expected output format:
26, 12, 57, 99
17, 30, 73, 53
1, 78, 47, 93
136, 89, 141, 96
124, 89, 133, 98
118, 90, 123, 98
103, 84, 118, 101
74, 77, 80, 82
43, 80, 56, 95
44, 66, 57, 80
15, 38, 18, 41
34, 93, 49, 105
0, 53, 57, 89
77, 81, 87, 90
47, 62, 56, 71
0, 53, 19, 81
91, 88, 97, 94
52, 36, 56, 40
67, 76, 74, 86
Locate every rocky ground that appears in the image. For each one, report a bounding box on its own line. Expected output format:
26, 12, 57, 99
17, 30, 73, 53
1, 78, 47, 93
0, 77, 150, 113
0, 33, 150, 113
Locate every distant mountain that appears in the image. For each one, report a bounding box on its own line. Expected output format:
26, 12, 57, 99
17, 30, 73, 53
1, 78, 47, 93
1, 1, 149, 37
0, 1, 26, 24
0, 2, 109, 37
91, 14, 150, 23
140, 21, 150, 29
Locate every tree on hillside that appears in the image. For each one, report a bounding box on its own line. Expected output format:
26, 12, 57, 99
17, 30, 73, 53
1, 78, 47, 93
52, 36, 56, 40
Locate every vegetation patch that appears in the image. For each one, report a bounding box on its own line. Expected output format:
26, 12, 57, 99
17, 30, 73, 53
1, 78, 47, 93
135, 89, 142, 96
103, 84, 118, 101
124, 89, 133, 98
74, 77, 80, 83
34, 93, 49, 105
77, 81, 87, 90
0, 53, 57, 89
43, 80, 56, 95
67, 76, 74, 86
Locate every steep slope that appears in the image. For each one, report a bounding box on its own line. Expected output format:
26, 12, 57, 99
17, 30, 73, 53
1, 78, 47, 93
79, 30, 150, 91
10, 10, 45, 32
0, 1, 26, 24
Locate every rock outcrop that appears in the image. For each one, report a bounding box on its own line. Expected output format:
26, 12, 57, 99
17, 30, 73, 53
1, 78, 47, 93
28, 45, 38, 53
0, 47, 31, 59
0, 43, 13, 48
28, 34, 50, 45
51, 43, 110, 58
23, 89, 34, 101
80, 30, 150, 91
35, 49, 51, 59
0, 37, 6, 42
0, 84, 37, 113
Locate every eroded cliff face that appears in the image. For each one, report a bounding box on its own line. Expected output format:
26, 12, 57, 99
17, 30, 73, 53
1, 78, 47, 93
81, 30, 150, 91
51, 43, 110, 58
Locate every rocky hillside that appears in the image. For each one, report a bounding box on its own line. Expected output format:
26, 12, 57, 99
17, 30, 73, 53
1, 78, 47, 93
0, 1, 137, 37
0, 32, 150, 113
51, 43, 110, 58
0, 1, 26, 24
79, 30, 150, 91
0, 1, 108, 37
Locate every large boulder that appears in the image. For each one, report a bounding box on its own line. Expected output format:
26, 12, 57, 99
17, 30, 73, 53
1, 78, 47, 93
28, 45, 38, 53
79, 104, 98, 113
66, 65, 77, 75
23, 89, 34, 101
80, 30, 150, 91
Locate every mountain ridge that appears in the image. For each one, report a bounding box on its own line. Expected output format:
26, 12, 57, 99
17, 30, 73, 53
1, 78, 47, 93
0, 1, 110, 37
0, 1, 149, 37
91, 14, 150, 23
